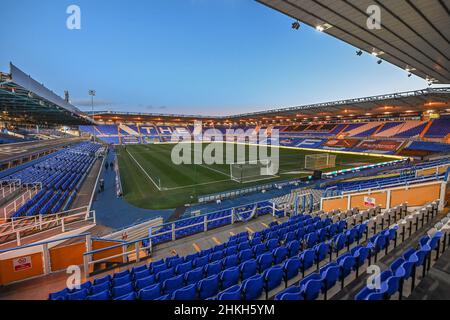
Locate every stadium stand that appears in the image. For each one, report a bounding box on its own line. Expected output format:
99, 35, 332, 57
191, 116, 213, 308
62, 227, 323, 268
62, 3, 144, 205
1, 142, 100, 218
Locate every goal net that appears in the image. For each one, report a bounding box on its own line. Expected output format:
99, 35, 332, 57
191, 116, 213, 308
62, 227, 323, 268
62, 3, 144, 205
230, 160, 277, 183
304, 154, 336, 170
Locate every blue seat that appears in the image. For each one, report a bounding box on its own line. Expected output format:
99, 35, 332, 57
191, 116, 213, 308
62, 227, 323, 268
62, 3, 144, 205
209, 251, 224, 263
366, 292, 384, 300
135, 275, 155, 291
346, 228, 358, 247
337, 220, 347, 233
354, 286, 376, 300
317, 228, 328, 242
402, 247, 416, 261
87, 290, 110, 300
151, 262, 167, 275
74, 281, 92, 293
163, 274, 185, 295
409, 248, 428, 279
315, 243, 330, 266
90, 281, 110, 295
273, 247, 289, 264
167, 257, 183, 268
299, 273, 322, 300
133, 269, 151, 280
337, 254, 356, 288
369, 234, 387, 261
355, 224, 367, 242
157, 268, 175, 283
238, 241, 251, 251
240, 259, 258, 280
305, 232, 319, 248
132, 264, 148, 274
225, 246, 238, 256
223, 255, 239, 269
172, 284, 197, 300
217, 285, 242, 300
380, 276, 401, 299
274, 286, 303, 300
175, 261, 193, 275
93, 274, 111, 286
113, 269, 130, 279
198, 274, 220, 299
256, 252, 273, 272
193, 255, 209, 268
67, 288, 88, 300
185, 253, 199, 262
112, 282, 134, 299
266, 239, 279, 251
299, 249, 315, 276
115, 292, 137, 300
205, 261, 223, 277
185, 267, 204, 285
138, 283, 162, 300
319, 263, 340, 300
242, 274, 264, 300
283, 257, 301, 285
155, 294, 170, 300
220, 267, 240, 290
287, 240, 300, 257
333, 234, 347, 256
253, 243, 267, 256
49, 288, 69, 300
353, 246, 370, 275
263, 266, 283, 297
284, 231, 296, 243
390, 257, 405, 274
239, 249, 253, 263
250, 237, 262, 246
395, 260, 415, 291
112, 274, 132, 287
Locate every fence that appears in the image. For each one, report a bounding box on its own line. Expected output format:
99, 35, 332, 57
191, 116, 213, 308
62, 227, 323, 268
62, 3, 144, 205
0, 206, 96, 246
320, 180, 447, 212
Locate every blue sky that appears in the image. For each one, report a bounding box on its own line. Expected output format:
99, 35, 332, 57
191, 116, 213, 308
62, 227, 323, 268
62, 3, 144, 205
0, 0, 437, 116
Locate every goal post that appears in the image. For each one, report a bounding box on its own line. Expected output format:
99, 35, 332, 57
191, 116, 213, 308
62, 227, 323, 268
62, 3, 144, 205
230, 160, 276, 183
304, 153, 336, 170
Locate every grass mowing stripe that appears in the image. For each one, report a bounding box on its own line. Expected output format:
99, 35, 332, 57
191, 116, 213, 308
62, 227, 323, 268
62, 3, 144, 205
126, 148, 162, 191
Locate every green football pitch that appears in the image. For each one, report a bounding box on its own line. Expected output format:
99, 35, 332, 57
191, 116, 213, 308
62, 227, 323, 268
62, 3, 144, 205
116, 143, 389, 209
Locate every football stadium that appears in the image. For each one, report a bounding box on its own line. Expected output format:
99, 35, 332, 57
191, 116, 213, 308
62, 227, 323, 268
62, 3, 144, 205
0, 0, 449, 309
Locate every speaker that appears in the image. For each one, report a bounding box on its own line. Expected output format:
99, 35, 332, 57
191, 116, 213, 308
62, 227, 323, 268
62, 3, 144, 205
312, 170, 323, 180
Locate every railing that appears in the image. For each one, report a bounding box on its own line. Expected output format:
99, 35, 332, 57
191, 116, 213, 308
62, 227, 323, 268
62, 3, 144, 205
88, 149, 106, 210
0, 206, 95, 246
2, 184, 41, 220
0, 179, 21, 199
82, 201, 281, 277
341, 173, 445, 195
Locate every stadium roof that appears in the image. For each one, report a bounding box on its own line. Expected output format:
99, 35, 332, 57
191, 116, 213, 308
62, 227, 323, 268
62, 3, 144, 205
92, 87, 450, 123
0, 63, 93, 126
256, 0, 450, 84
229, 87, 450, 122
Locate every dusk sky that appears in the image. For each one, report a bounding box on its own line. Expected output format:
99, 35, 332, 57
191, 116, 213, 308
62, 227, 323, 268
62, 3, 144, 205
0, 0, 441, 116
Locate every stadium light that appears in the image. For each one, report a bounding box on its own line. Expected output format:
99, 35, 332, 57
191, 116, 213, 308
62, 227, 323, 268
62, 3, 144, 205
89, 89, 96, 140
291, 21, 300, 30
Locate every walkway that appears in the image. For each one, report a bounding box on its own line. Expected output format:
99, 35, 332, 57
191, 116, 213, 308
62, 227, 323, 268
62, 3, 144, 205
92, 149, 174, 230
